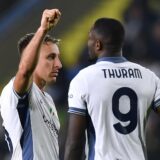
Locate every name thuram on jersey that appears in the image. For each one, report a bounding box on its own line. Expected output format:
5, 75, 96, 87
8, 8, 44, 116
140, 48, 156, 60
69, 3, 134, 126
102, 68, 142, 79
68, 57, 160, 160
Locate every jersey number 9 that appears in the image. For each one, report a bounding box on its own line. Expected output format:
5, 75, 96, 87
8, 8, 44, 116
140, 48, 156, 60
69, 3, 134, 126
112, 87, 138, 134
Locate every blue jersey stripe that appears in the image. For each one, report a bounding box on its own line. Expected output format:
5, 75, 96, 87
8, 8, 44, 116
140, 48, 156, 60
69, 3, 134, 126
97, 56, 127, 63
17, 95, 33, 160
68, 107, 87, 116
86, 113, 95, 160
153, 98, 160, 111
4, 127, 13, 154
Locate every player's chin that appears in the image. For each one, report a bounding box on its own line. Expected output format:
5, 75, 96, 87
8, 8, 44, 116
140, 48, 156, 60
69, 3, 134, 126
47, 76, 57, 84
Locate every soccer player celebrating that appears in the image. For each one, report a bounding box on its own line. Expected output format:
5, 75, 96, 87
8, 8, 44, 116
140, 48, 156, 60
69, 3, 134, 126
1, 9, 62, 160
64, 18, 160, 160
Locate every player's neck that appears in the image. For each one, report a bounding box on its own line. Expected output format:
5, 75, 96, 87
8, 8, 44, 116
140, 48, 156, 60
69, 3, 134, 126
99, 50, 122, 58
33, 76, 46, 91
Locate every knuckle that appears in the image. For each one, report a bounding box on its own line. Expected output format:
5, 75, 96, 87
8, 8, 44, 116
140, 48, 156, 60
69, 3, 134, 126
43, 9, 49, 14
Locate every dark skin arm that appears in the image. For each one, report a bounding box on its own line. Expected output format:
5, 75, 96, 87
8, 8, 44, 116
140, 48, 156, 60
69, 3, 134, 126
157, 108, 160, 114
64, 113, 87, 160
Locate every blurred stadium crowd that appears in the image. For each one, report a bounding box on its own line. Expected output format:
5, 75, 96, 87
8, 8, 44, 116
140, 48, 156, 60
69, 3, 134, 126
0, 0, 160, 160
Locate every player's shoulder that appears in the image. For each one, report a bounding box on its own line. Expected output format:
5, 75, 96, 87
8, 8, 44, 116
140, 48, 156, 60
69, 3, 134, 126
69, 65, 95, 88
78, 64, 96, 76
128, 61, 159, 78
126, 61, 144, 68
72, 64, 95, 80
1, 78, 14, 96
0, 78, 17, 110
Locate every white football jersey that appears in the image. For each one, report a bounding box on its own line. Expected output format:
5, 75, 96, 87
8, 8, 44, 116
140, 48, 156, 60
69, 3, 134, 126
68, 57, 160, 160
0, 78, 60, 160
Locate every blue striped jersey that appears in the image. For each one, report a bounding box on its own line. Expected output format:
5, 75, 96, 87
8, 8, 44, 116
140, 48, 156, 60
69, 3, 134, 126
0, 78, 60, 160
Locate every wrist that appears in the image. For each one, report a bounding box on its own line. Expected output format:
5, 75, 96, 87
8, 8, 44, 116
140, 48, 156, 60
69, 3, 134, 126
37, 27, 48, 35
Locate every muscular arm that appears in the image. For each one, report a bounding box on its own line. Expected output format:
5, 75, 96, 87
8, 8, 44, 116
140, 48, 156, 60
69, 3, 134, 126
14, 9, 61, 94
64, 113, 87, 160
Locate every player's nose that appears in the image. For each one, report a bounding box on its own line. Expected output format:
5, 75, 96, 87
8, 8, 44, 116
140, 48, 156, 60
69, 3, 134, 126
55, 56, 62, 69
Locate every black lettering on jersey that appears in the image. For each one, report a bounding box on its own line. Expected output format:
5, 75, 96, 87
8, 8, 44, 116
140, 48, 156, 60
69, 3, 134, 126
108, 69, 115, 78
115, 69, 121, 78
101, 68, 142, 79
43, 115, 59, 136
102, 69, 107, 78
134, 68, 142, 79
121, 69, 128, 78
128, 68, 135, 78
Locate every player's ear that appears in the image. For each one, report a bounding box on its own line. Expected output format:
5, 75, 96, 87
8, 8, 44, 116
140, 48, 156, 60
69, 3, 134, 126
95, 40, 102, 51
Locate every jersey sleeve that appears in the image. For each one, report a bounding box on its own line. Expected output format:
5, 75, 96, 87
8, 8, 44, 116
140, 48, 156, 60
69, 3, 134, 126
68, 72, 88, 116
152, 75, 160, 111
0, 78, 31, 117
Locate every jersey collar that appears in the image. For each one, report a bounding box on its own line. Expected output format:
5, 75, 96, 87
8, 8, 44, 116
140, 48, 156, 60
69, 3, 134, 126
96, 56, 127, 63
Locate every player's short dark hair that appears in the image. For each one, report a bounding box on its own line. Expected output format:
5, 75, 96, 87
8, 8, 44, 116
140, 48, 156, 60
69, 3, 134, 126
92, 18, 125, 53
17, 33, 60, 56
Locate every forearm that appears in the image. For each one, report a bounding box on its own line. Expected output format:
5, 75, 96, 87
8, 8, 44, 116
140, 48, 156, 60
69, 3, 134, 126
18, 27, 46, 75
18, 8, 61, 76
64, 139, 85, 160
156, 107, 160, 115
14, 9, 61, 94
64, 114, 87, 160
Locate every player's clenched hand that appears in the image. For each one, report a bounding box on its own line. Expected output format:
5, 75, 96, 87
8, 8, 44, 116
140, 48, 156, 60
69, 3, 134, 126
40, 9, 61, 32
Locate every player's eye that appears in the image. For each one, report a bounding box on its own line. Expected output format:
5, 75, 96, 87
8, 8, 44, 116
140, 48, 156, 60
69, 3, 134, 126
47, 54, 56, 60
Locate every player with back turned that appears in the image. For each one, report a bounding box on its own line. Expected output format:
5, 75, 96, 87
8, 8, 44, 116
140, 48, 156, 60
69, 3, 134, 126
1, 9, 62, 160
64, 18, 160, 160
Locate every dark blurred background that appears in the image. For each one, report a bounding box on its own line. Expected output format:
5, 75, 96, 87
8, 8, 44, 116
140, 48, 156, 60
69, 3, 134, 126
0, 0, 160, 159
